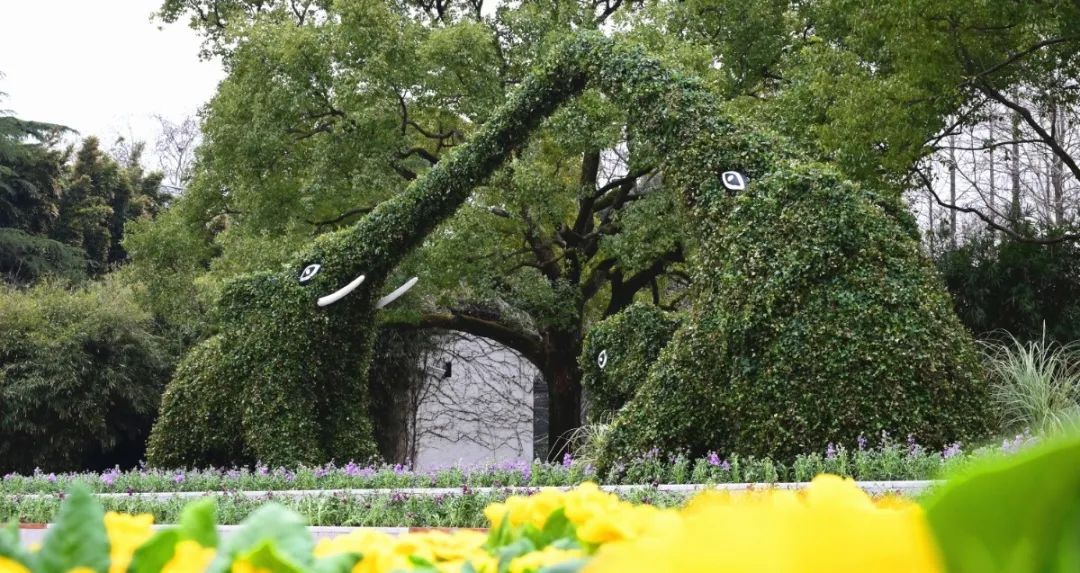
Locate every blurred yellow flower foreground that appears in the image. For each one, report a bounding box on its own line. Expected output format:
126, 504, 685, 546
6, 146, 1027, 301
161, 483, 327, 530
585, 475, 941, 573
33, 475, 938, 573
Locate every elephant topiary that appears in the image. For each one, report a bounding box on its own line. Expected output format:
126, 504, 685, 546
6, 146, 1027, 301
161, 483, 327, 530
147, 32, 989, 468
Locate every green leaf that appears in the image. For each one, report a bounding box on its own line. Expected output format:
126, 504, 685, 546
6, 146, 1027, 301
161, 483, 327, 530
179, 499, 218, 548
537, 559, 588, 573
924, 434, 1080, 573
496, 538, 537, 573
204, 504, 313, 573
310, 552, 362, 573
0, 521, 32, 567
540, 508, 576, 546
236, 540, 304, 573
484, 512, 512, 549
127, 530, 180, 573
37, 485, 109, 573
405, 554, 440, 573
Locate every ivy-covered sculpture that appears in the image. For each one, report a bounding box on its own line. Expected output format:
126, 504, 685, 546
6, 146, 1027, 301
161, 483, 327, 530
579, 303, 681, 421
147, 33, 989, 468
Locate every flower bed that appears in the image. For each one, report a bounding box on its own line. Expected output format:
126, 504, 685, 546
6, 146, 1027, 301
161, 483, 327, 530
0, 434, 1033, 496
0, 434, 1077, 572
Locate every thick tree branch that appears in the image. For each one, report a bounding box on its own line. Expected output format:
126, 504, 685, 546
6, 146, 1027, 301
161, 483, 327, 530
521, 208, 562, 282
604, 246, 684, 316
390, 312, 544, 367
965, 35, 1080, 83
975, 80, 1080, 183
398, 146, 440, 165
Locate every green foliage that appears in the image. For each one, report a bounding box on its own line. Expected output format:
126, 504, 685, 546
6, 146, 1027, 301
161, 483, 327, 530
925, 434, 1080, 573
0, 280, 170, 473
147, 31, 988, 469
982, 333, 1080, 436
147, 29, 600, 468
602, 163, 991, 463
206, 504, 314, 573
634, 0, 1080, 189
50, 137, 166, 274
0, 437, 1003, 494
36, 485, 109, 573
579, 303, 680, 419
0, 228, 86, 286
0, 92, 69, 234
937, 232, 1080, 343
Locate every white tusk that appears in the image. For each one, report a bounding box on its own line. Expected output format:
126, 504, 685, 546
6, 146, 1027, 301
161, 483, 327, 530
317, 274, 365, 307
375, 277, 419, 309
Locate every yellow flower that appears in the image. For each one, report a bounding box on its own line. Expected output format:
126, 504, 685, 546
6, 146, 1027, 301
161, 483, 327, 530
68, 568, 96, 573
0, 556, 30, 573
585, 475, 943, 573
315, 529, 409, 573
104, 512, 155, 573
231, 559, 270, 573
401, 530, 487, 562
508, 546, 584, 573
162, 540, 216, 573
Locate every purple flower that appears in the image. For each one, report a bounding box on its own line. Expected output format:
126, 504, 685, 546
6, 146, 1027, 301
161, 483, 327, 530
857, 434, 868, 451
1001, 430, 1035, 454
343, 461, 360, 477
941, 442, 962, 460
46, 473, 57, 483
173, 472, 186, 484
561, 452, 573, 468
393, 463, 405, 474
906, 434, 921, 455
706, 451, 722, 467
101, 467, 120, 486
314, 466, 330, 479
256, 464, 269, 476
825, 443, 837, 460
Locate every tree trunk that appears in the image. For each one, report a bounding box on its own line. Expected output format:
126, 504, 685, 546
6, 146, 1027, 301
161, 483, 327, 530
541, 328, 583, 461
1011, 112, 1022, 228
948, 134, 958, 248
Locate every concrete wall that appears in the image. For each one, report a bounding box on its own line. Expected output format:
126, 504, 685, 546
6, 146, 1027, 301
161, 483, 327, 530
412, 333, 537, 470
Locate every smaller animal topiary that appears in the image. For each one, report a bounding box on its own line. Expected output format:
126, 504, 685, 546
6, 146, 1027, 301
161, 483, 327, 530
579, 303, 681, 420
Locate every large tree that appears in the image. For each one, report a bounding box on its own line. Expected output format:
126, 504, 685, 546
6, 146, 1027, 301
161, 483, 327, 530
637, 0, 1080, 240
140, 0, 686, 457
0, 87, 68, 234
51, 137, 167, 274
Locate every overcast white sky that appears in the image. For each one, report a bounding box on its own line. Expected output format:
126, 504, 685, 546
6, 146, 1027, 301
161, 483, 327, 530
0, 0, 223, 165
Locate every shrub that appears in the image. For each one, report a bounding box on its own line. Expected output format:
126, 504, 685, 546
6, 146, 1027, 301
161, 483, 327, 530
0, 280, 169, 473
579, 303, 680, 420
937, 231, 1080, 343
982, 332, 1080, 435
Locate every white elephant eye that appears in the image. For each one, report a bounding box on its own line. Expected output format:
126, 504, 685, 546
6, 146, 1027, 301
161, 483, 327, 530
299, 264, 321, 283
722, 170, 746, 191
597, 349, 608, 369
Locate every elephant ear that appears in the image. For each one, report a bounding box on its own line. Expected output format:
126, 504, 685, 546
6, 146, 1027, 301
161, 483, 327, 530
923, 435, 1080, 573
